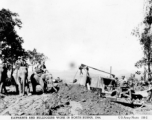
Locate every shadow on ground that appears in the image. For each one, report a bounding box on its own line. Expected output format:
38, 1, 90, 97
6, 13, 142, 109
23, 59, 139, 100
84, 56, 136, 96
112, 101, 145, 108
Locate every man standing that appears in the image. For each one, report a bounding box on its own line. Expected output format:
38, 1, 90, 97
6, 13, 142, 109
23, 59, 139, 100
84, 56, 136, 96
119, 76, 124, 87
85, 66, 91, 91
79, 65, 83, 75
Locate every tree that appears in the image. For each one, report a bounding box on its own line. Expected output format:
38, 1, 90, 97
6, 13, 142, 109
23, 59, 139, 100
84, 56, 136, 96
27, 48, 48, 71
132, 0, 152, 79
0, 8, 48, 70
132, 0, 152, 101
0, 8, 25, 64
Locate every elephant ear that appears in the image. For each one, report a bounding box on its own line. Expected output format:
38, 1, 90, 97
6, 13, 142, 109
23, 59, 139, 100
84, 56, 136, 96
40, 74, 46, 81
33, 74, 40, 80
0, 67, 3, 72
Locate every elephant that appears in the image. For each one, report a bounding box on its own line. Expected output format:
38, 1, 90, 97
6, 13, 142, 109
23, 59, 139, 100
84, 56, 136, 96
12, 66, 29, 96
30, 73, 56, 94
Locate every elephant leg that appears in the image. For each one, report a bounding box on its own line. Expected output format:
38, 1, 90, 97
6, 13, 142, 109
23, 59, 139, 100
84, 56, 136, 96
13, 76, 19, 94
0, 76, 7, 94
26, 79, 30, 95
39, 79, 44, 93
31, 75, 37, 94
44, 81, 47, 92
16, 84, 19, 94
13, 71, 21, 95
0, 80, 2, 93
32, 82, 36, 94
26, 72, 32, 95
0, 76, 6, 94
1, 82, 7, 94
18, 78, 22, 95
24, 75, 29, 95
21, 76, 26, 95
0, 74, 2, 93
20, 74, 27, 96
15, 77, 22, 95
0, 82, 3, 94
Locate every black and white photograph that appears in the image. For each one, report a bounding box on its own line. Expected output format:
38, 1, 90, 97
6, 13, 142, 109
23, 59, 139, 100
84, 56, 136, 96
0, 0, 152, 117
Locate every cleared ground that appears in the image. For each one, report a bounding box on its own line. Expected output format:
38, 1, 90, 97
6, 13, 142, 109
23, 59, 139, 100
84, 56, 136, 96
1, 83, 152, 115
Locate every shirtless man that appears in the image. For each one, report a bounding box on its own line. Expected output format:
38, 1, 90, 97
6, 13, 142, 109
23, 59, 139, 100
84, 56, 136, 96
35, 61, 47, 74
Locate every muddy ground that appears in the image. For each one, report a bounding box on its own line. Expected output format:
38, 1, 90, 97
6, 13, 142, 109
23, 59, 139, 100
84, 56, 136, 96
0, 83, 152, 116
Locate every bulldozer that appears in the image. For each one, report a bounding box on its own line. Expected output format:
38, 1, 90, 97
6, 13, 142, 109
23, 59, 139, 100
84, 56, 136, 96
73, 64, 117, 97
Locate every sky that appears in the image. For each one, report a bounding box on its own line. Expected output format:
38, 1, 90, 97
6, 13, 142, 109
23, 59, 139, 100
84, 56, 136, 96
0, 0, 146, 76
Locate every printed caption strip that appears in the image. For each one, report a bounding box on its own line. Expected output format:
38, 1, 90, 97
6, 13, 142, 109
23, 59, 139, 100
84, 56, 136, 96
0, 115, 151, 120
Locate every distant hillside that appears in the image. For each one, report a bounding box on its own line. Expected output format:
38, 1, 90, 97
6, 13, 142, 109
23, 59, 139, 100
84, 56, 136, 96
46, 68, 142, 83
28, 65, 142, 83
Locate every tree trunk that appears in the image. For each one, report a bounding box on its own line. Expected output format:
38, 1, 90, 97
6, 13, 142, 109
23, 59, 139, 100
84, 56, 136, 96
148, 51, 151, 79
148, 62, 151, 79
144, 67, 147, 82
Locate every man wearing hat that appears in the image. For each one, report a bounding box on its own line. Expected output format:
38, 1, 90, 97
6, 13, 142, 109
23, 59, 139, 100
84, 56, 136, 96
15, 56, 21, 68
35, 61, 47, 74
15, 56, 28, 68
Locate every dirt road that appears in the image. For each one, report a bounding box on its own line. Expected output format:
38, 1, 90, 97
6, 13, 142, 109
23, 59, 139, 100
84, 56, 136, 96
0, 83, 152, 115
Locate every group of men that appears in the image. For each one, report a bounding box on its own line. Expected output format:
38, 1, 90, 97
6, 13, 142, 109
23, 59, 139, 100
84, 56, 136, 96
0, 55, 48, 94
0, 54, 47, 74
15, 56, 47, 74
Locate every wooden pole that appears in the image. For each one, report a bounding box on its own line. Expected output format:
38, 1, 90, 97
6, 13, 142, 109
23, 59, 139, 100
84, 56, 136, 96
110, 66, 112, 78
81, 64, 115, 77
